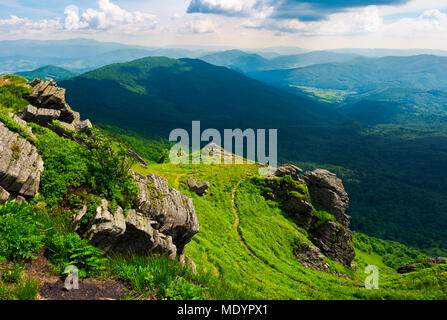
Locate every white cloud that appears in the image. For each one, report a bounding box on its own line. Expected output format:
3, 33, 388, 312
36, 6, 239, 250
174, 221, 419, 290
182, 18, 217, 34
0, 0, 158, 37
0, 15, 63, 34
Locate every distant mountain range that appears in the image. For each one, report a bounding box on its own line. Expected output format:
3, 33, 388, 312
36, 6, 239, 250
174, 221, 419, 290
201, 50, 360, 72
0, 38, 211, 75
16, 65, 77, 82
248, 55, 447, 92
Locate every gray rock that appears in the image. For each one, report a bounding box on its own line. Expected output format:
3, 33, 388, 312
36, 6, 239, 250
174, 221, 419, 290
126, 149, 148, 166
264, 177, 315, 230
309, 221, 355, 267
0, 122, 44, 199
21, 79, 92, 133
295, 242, 329, 272
303, 169, 350, 227
186, 178, 210, 196
133, 172, 199, 256
7, 113, 36, 140
84, 199, 127, 254
80, 172, 199, 259
275, 164, 303, 180
20, 105, 61, 126
0, 186, 9, 203
397, 257, 447, 274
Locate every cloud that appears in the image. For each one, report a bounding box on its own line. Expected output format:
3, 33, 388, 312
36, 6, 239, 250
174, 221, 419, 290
182, 19, 217, 34
187, 0, 410, 21
0, 15, 63, 34
187, 0, 262, 17
0, 0, 158, 36
384, 9, 447, 35
67, 0, 158, 33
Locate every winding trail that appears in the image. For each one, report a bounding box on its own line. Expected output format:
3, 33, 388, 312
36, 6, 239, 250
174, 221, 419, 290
231, 179, 259, 258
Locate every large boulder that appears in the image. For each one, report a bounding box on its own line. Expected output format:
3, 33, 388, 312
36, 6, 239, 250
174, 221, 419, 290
133, 172, 199, 256
77, 172, 199, 259
0, 121, 43, 202
302, 169, 350, 227
186, 178, 210, 196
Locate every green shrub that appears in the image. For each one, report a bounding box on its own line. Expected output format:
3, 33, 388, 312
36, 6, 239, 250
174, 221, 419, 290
109, 254, 196, 298
1, 263, 24, 284
0, 202, 44, 261
13, 278, 39, 300
165, 277, 205, 300
45, 232, 106, 278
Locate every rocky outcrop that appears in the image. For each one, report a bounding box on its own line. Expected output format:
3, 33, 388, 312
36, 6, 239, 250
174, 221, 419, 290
20, 79, 92, 133
76, 172, 199, 259
309, 221, 355, 267
303, 169, 350, 227
263, 167, 355, 268
186, 178, 210, 196
397, 257, 447, 274
0, 121, 43, 202
295, 242, 329, 272
274, 164, 303, 180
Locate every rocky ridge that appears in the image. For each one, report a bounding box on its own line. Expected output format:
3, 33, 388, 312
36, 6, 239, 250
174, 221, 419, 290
265, 165, 355, 269
20, 79, 92, 133
0, 78, 199, 261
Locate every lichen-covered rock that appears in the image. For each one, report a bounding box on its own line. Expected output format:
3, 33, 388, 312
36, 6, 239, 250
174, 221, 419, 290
303, 169, 350, 227
77, 172, 199, 259
295, 242, 329, 271
115, 209, 177, 259
0, 122, 43, 201
84, 199, 127, 253
309, 221, 355, 267
133, 172, 199, 256
264, 177, 315, 230
186, 178, 210, 196
262, 167, 356, 268
274, 164, 303, 180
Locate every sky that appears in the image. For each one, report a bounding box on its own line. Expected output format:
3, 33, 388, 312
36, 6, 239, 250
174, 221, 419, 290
0, 0, 447, 50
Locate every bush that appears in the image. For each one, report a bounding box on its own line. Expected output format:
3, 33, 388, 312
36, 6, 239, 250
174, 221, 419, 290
0, 202, 44, 261
165, 277, 205, 300
45, 232, 106, 278
109, 254, 198, 298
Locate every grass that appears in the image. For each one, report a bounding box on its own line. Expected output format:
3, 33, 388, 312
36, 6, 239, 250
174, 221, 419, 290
132, 161, 447, 300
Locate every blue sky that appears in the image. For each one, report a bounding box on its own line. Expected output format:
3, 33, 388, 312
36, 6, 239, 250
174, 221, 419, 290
0, 0, 446, 49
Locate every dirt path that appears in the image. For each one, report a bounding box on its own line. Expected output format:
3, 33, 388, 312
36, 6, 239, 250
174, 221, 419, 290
23, 250, 127, 300
231, 179, 259, 257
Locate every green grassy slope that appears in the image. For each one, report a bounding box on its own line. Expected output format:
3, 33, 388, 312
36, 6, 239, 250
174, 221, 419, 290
131, 161, 447, 300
